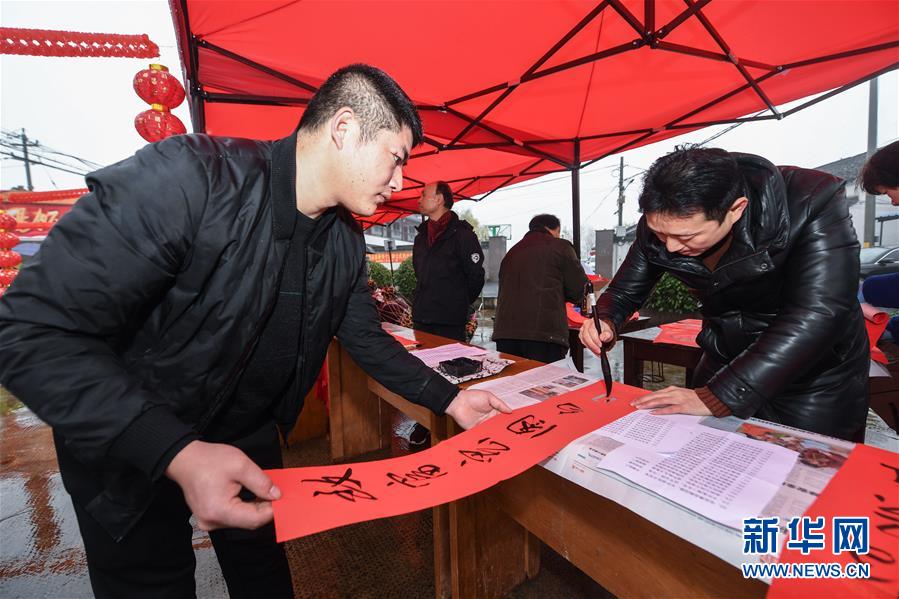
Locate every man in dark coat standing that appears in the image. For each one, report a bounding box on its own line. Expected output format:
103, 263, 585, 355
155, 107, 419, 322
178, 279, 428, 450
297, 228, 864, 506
493, 214, 587, 363
412, 181, 485, 342
580, 147, 869, 441
0, 64, 509, 598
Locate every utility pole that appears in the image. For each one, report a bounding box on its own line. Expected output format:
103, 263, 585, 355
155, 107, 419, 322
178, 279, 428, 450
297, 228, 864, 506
20, 128, 34, 191
617, 156, 624, 227
864, 78, 878, 247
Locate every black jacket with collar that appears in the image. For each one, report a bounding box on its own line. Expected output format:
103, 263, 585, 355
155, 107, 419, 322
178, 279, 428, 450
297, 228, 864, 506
0, 132, 458, 540
595, 153, 869, 439
412, 211, 485, 326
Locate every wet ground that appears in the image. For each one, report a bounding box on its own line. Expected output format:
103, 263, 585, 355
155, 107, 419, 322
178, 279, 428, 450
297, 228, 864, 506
0, 318, 681, 598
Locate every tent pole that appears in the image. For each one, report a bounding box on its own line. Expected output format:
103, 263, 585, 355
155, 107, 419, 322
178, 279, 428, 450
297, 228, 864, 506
572, 139, 582, 258
864, 77, 879, 247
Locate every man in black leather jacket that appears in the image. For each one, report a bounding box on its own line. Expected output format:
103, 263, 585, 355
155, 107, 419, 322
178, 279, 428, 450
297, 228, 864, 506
580, 147, 868, 441
0, 64, 509, 598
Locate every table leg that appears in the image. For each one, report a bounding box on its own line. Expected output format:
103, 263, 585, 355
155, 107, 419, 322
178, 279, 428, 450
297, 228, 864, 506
622, 339, 644, 388
449, 491, 540, 599
328, 341, 384, 460
569, 328, 584, 372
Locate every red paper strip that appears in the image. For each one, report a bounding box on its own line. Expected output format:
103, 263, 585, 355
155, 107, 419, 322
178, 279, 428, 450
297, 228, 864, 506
861, 303, 890, 365
566, 304, 640, 329
768, 444, 899, 599
389, 332, 420, 349
654, 319, 703, 348
566, 303, 586, 327
268, 383, 645, 542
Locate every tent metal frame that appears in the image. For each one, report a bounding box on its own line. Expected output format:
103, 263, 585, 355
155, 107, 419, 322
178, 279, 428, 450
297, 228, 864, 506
171, 0, 898, 253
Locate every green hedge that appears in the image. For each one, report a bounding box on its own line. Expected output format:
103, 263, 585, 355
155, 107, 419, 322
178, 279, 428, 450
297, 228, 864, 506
395, 258, 417, 300
644, 272, 699, 313
368, 261, 394, 288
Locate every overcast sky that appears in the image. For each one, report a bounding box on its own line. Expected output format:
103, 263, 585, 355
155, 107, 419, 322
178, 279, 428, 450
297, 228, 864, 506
2, 1, 897, 246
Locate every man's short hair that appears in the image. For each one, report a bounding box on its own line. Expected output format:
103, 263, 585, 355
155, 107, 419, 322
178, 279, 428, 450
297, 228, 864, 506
860, 140, 899, 194
435, 181, 454, 209
638, 146, 743, 222
298, 64, 423, 147
529, 214, 561, 232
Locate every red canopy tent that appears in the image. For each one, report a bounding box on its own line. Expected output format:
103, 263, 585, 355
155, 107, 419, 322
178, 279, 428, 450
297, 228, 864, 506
169, 0, 899, 247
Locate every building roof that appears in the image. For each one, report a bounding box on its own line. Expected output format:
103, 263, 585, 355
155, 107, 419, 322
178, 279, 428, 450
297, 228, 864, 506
814, 152, 866, 184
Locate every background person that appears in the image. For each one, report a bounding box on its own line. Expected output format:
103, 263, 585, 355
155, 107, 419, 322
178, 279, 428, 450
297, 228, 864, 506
859, 139, 899, 206
412, 181, 485, 342
493, 213, 587, 363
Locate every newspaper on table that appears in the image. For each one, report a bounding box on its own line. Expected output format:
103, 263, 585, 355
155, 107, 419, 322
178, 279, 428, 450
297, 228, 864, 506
409, 342, 515, 384
409, 342, 486, 366
583, 411, 798, 529
544, 411, 857, 578
471, 361, 860, 579
467, 363, 595, 410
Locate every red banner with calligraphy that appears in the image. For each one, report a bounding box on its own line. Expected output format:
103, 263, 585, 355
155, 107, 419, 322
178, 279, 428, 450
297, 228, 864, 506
0, 202, 74, 233
768, 444, 899, 598
268, 382, 644, 542
1, 188, 85, 234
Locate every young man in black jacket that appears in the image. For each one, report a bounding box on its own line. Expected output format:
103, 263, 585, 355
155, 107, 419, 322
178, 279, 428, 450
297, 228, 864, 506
0, 64, 509, 598
580, 147, 869, 441
412, 181, 485, 342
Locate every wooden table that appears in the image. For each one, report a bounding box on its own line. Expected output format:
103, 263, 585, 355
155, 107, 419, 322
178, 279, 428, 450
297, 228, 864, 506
327, 330, 541, 461
620, 325, 703, 389
327, 330, 763, 599
327, 330, 542, 597
446, 450, 766, 599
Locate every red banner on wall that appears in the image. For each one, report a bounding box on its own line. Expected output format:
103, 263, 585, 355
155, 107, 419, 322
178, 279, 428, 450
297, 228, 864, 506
0, 202, 74, 232
1, 188, 85, 233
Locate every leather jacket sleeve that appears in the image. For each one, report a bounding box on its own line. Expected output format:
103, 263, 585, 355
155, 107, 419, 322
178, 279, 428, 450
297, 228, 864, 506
594, 222, 664, 332
706, 181, 863, 418
337, 259, 459, 414
0, 138, 206, 476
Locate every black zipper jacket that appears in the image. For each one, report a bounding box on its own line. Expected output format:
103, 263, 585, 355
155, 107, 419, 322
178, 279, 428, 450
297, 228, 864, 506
0, 132, 458, 540
411, 212, 485, 325
595, 153, 869, 439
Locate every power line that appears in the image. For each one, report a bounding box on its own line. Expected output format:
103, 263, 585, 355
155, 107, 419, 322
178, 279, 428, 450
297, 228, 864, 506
1, 128, 103, 180
1, 150, 90, 178
0, 142, 92, 174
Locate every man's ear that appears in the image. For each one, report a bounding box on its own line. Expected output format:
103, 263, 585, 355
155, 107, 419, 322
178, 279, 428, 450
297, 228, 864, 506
728, 196, 749, 223
330, 107, 356, 151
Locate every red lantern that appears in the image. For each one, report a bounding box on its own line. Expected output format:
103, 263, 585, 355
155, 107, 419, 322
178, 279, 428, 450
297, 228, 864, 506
0, 213, 17, 231
0, 231, 20, 250
134, 105, 187, 143
133, 64, 185, 109
0, 270, 17, 287
0, 251, 21, 268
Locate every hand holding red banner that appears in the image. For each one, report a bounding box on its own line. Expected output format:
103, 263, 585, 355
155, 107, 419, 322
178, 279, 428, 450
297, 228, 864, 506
268, 383, 645, 542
